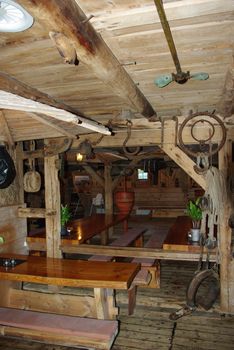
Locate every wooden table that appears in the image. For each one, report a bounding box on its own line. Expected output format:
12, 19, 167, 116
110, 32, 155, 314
163, 216, 199, 252
27, 213, 128, 251
0, 254, 140, 319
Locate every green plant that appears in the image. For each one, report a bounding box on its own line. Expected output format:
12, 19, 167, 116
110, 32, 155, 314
186, 198, 202, 229
61, 204, 71, 227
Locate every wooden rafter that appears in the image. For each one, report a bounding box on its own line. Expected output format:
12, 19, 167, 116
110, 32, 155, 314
17, 0, 157, 120
218, 61, 234, 118
0, 90, 110, 135
0, 73, 111, 135
0, 110, 14, 147
28, 113, 78, 139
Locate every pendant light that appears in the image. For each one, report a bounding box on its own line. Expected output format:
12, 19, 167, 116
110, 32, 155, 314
0, 0, 33, 32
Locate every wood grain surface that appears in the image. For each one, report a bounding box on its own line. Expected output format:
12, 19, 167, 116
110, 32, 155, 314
0, 254, 140, 289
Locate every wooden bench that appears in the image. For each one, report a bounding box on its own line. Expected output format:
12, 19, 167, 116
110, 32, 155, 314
88, 228, 149, 315
88, 228, 146, 262
0, 307, 118, 350
131, 228, 170, 288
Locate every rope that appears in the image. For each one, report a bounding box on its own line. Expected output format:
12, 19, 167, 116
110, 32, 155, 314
201, 166, 227, 261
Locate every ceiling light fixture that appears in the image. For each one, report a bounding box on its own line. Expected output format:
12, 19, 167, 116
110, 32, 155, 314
0, 0, 33, 32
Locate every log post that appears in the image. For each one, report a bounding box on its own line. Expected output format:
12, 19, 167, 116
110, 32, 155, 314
218, 134, 233, 312
103, 165, 113, 244
15, 142, 24, 205
44, 154, 61, 258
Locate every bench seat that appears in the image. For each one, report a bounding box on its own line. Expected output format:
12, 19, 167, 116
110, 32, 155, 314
131, 230, 168, 288
0, 307, 118, 350
88, 228, 146, 262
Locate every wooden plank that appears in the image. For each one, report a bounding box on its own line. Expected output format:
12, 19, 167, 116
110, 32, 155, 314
9, 289, 97, 318
18, 207, 56, 218
61, 244, 216, 261
0, 307, 118, 350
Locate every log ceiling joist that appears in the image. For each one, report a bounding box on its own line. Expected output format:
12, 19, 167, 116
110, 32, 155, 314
72, 120, 232, 149
0, 72, 111, 135
17, 0, 157, 120
0, 110, 14, 147
217, 60, 234, 118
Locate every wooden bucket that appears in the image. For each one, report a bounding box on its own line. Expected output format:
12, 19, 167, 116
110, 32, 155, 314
114, 191, 135, 214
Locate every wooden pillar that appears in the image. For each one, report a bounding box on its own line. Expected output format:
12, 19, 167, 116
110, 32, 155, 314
218, 134, 233, 313
15, 142, 24, 204
103, 165, 113, 244
44, 155, 61, 258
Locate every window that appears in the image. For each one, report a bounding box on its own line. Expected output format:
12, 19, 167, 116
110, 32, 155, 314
137, 168, 148, 180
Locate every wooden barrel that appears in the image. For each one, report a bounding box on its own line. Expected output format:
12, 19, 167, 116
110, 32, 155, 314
114, 191, 135, 214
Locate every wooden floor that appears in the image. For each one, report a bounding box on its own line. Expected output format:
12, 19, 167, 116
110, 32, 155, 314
0, 216, 234, 350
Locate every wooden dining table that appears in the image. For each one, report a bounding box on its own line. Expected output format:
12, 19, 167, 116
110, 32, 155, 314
27, 213, 129, 251
0, 253, 140, 319
163, 215, 215, 252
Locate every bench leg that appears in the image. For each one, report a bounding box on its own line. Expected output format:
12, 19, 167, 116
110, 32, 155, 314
128, 285, 137, 316
94, 288, 118, 320
145, 263, 160, 289
134, 236, 143, 247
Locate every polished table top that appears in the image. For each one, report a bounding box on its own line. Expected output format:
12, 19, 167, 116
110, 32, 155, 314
0, 254, 140, 289
163, 215, 201, 252
27, 213, 128, 245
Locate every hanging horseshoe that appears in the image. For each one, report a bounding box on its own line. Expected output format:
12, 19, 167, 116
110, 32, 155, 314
178, 112, 226, 158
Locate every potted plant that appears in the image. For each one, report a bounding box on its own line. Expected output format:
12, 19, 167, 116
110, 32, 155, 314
61, 204, 72, 236
186, 198, 202, 242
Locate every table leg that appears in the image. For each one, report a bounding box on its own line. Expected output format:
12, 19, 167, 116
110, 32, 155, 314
94, 288, 118, 319
101, 229, 109, 245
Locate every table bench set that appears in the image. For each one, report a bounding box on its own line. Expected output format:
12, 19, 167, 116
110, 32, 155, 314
0, 215, 193, 349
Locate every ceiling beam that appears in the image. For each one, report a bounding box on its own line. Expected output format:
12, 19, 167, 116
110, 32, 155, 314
28, 112, 78, 139
71, 120, 232, 149
217, 60, 234, 118
0, 110, 14, 147
17, 0, 157, 120
0, 75, 111, 135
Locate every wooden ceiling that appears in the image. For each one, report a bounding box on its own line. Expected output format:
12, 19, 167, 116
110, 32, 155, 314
0, 0, 233, 143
